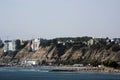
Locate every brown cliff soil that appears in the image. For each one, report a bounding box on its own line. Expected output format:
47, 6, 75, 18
0, 45, 120, 66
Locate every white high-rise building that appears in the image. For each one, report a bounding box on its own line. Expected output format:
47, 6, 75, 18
3, 40, 16, 52
31, 38, 40, 51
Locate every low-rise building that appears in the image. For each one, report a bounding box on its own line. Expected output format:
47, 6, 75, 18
20, 40, 25, 46
57, 41, 62, 44
73, 64, 84, 67
21, 60, 40, 66
87, 39, 94, 46
114, 38, 120, 45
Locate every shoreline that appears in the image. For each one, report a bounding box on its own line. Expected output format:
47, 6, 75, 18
0, 65, 120, 73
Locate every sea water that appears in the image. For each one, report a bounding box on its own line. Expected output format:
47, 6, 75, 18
0, 67, 120, 80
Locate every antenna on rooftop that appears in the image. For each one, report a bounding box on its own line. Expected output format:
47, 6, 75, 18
6, 36, 10, 40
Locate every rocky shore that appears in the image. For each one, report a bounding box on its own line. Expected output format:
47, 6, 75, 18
49, 66, 120, 73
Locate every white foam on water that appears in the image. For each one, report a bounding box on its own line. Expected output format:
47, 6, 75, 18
0, 67, 50, 72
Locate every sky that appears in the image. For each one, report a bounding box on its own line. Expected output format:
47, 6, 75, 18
0, 0, 120, 40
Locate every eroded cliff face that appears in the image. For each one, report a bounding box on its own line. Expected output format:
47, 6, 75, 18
15, 46, 120, 64
0, 44, 120, 64
0, 48, 3, 57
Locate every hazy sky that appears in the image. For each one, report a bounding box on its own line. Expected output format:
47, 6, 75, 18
0, 0, 120, 40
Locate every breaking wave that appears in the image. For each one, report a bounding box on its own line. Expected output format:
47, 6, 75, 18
0, 67, 50, 72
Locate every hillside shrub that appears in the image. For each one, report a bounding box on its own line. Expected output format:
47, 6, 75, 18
103, 59, 118, 68
112, 45, 120, 52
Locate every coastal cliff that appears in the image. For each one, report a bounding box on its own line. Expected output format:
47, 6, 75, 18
0, 37, 120, 68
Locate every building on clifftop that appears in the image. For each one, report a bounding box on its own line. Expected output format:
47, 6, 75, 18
3, 40, 16, 52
